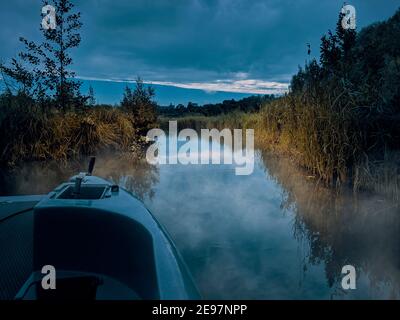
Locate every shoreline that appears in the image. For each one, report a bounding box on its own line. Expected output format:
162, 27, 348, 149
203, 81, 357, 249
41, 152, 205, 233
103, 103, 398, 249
160, 114, 400, 201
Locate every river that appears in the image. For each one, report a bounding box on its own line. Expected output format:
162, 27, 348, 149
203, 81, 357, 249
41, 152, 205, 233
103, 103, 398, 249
0, 137, 399, 299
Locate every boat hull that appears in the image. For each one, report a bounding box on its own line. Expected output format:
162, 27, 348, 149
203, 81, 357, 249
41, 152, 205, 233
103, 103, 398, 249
1, 176, 200, 300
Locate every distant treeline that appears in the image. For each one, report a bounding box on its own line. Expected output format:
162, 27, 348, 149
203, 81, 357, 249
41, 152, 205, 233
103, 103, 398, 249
157, 95, 276, 117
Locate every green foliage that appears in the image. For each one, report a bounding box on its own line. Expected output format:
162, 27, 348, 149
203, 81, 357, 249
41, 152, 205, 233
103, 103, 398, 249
121, 78, 158, 136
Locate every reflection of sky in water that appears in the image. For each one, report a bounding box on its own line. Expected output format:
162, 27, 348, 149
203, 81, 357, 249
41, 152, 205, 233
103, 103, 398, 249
143, 155, 325, 299
152, 135, 254, 172
142, 138, 400, 299
1, 137, 399, 299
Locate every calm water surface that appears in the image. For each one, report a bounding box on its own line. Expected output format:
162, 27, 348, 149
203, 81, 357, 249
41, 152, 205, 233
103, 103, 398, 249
1, 138, 399, 299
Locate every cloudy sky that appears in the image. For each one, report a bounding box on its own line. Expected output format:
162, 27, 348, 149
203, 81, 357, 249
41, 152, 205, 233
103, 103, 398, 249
0, 0, 398, 104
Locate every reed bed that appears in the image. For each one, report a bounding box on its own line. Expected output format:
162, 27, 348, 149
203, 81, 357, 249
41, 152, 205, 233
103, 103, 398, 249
253, 96, 400, 198
0, 105, 138, 166
164, 98, 400, 199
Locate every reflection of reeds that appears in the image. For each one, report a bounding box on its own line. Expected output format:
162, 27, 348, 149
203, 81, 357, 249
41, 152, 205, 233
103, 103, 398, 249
94, 153, 159, 201
0, 152, 159, 200
0, 107, 139, 166
260, 151, 400, 299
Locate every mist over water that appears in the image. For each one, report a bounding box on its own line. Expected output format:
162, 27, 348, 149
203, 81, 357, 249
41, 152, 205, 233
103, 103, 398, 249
1, 138, 399, 299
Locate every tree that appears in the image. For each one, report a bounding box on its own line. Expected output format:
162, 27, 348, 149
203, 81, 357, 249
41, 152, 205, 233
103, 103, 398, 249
335, 10, 356, 62
87, 85, 96, 106
175, 104, 186, 114
0, 0, 84, 112
121, 78, 157, 135
187, 102, 198, 113
319, 31, 341, 76
335, 9, 356, 79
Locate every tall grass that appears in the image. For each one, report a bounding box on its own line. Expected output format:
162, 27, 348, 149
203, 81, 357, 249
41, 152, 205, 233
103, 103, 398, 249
0, 104, 139, 166
255, 95, 358, 186
253, 95, 400, 198
159, 112, 254, 132
164, 100, 400, 199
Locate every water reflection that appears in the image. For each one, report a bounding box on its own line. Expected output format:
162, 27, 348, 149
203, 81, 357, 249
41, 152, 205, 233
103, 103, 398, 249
0, 153, 159, 201
0, 140, 399, 299
92, 154, 159, 201
261, 152, 400, 299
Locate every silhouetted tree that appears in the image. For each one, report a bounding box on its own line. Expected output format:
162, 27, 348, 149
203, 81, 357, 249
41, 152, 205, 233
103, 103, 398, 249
319, 30, 341, 76
289, 7, 400, 155
121, 78, 157, 135
0, 0, 84, 112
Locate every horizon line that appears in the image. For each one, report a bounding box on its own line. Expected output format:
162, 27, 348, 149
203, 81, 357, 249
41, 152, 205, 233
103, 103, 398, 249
77, 76, 289, 96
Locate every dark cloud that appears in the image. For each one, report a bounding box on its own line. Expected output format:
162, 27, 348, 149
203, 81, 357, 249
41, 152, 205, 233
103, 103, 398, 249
0, 0, 399, 93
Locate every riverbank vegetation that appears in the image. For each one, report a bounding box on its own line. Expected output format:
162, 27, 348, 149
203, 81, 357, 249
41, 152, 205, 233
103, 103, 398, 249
0, 0, 156, 167
255, 9, 400, 195
0, 82, 157, 167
